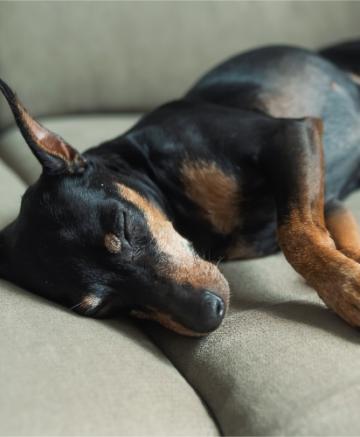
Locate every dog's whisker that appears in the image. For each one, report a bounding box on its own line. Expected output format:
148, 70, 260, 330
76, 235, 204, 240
70, 302, 82, 310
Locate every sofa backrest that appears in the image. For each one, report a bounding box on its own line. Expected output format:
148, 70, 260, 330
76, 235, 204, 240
1, 2, 360, 129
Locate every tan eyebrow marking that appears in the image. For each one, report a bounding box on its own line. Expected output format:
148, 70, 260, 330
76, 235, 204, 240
104, 233, 122, 254
180, 159, 241, 234
116, 182, 230, 307
116, 183, 176, 257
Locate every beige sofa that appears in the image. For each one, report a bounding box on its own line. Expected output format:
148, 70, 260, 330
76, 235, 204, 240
1, 2, 360, 435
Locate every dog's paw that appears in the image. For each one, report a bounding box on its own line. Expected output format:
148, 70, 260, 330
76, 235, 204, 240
338, 279, 360, 327
319, 276, 360, 327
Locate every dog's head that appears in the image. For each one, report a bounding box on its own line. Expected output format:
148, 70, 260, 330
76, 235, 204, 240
0, 79, 229, 336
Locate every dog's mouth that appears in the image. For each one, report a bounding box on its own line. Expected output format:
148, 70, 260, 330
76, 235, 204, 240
130, 308, 210, 337
115, 182, 230, 335
130, 282, 230, 337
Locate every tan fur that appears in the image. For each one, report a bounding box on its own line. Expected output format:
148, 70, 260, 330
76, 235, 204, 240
104, 233, 122, 254
279, 209, 360, 327
130, 308, 205, 337
180, 160, 240, 234
17, 101, 78, 163
276, 120, 360, 327
116, 183, 230, 331
326, 206, 360, 262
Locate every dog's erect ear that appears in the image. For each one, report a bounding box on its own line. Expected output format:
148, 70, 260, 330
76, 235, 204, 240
0, 78, 86, 175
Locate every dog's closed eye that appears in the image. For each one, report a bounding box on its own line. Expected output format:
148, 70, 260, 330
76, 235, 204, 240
101, 201, 133, 252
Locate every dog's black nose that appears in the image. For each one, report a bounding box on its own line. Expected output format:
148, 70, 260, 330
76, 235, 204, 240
195, 290, 225, 333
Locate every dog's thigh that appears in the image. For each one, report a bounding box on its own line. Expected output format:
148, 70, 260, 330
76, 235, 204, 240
325, 199, 360, 262
260, 117, 360, 327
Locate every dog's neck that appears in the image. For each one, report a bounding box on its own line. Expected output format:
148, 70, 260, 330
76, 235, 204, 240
86, 135, 174, 220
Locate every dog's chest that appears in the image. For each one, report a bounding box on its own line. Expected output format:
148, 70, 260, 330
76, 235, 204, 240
180, 159, 241, 235
177, 159, 278, 260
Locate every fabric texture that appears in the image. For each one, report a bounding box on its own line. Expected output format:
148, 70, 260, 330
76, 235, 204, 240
2, 115, 360, 435
0, 159, 218, 436
148, 245, 360, 436
2, 2, 360, 433
1, 2, 360, 128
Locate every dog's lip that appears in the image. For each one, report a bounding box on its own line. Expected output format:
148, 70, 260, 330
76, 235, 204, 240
130, 308, 210, 337
130, 299, 227, 337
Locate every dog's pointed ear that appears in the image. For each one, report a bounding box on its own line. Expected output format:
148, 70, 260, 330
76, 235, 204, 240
0, 78, 87, 175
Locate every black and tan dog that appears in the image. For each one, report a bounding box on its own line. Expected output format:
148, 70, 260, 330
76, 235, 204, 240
1, 40, 360, 336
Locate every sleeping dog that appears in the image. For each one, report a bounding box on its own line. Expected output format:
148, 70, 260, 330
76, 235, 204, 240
1, 40, 360, 336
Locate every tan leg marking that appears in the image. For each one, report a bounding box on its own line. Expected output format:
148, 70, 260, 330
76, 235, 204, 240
180, 160, 241, 234
116, 183, 230, 307
276, 120, 360, 327
279, 210, 360, 327
326, 205, 360, 262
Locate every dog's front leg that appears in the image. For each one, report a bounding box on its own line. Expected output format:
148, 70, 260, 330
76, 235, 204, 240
260, 117, 360, 327
325, 199, 360, 263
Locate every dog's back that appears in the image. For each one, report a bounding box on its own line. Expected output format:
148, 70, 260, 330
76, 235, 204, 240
186, 44, 360, 200
2, 41, 360, 332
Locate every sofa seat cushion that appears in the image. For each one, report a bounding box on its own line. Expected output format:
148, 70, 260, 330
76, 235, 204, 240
148, 192, 360, 436
2, 115, 360, 435
0, 158, 218, 435
2, 2, 360, 129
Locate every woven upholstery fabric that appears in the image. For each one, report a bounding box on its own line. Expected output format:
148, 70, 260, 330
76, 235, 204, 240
2, 2, 360, 434
0, 158, 218, 436
2, 115, 360, 435
148, 246, 360, 435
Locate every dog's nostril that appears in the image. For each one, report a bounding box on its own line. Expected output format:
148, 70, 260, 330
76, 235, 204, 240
173, 290, 226, 334
215, 297, 225, 318
199, 290, 225, 329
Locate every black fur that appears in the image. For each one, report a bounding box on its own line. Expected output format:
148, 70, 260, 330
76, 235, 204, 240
1, 41, 360, 335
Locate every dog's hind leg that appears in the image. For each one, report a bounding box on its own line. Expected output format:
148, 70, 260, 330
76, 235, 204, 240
260, 117, 360, 327
325, 200, 360, 262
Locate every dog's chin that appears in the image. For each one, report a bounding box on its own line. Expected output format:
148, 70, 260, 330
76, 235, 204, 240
130, 308, 221, 337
